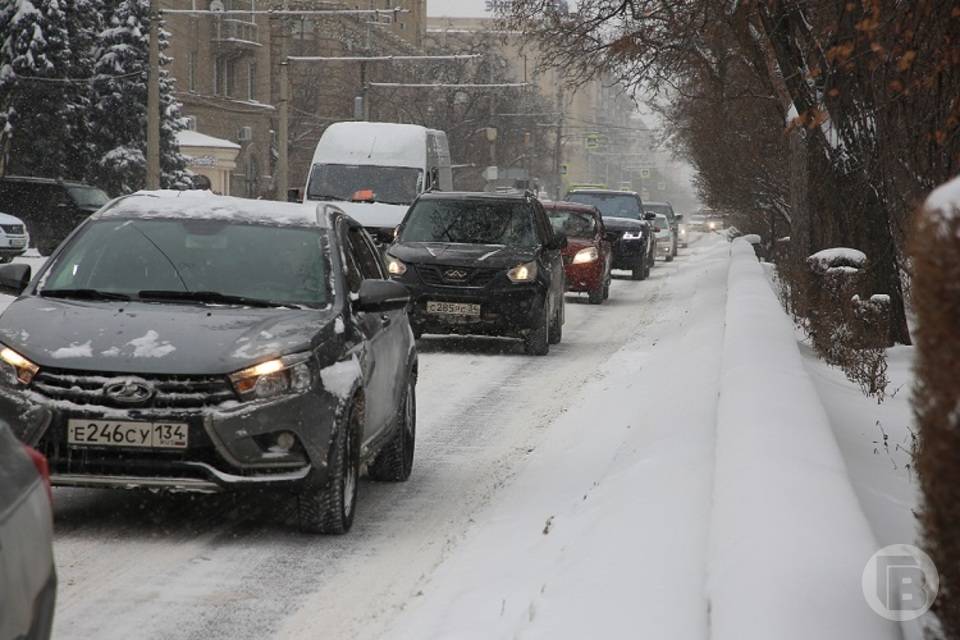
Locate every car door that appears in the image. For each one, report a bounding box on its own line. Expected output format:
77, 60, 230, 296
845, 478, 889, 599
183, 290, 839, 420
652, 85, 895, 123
531, 201, 565, 309
341, 220, 409, 443
596, 214, 612, 281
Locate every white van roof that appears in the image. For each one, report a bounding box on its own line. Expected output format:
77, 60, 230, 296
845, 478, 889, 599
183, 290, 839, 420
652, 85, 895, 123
311, 121, 444, 169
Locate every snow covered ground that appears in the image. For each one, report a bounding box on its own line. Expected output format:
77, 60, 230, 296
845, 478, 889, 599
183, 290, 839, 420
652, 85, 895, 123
1, 234, 920, 638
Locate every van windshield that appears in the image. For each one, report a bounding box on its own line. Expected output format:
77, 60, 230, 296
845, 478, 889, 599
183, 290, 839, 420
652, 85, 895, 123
306, 164, 422, 206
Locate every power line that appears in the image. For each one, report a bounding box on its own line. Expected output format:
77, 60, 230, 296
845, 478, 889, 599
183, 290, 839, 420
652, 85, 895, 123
288, 54, 480, 63
369, 82, 529, 89
161, 8, 408, 16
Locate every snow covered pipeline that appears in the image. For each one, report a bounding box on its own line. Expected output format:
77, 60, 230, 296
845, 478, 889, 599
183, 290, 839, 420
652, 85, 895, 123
706, 240, 900, 640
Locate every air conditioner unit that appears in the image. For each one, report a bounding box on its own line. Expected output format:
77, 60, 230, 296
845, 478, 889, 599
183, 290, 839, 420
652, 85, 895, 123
184, 115, 197, 131
237, 126, 253, 142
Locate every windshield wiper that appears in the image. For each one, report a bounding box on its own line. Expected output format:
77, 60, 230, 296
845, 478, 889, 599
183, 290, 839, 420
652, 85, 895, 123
40, 288, 132, 301
138, 290, 301, 309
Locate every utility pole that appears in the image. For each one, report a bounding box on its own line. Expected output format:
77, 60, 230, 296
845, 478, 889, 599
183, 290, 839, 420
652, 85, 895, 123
275, 5, 290, 201
146, 0, 161, 190
360, 61, 369, 120
554, 84, 564, 199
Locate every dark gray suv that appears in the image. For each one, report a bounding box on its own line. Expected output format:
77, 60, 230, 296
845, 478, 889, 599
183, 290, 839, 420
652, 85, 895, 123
0, 192, 418, 534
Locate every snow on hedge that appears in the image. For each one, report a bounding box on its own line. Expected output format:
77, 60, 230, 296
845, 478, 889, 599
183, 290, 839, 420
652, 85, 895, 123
808, 247, 868, 271
707, 239, 899, 640
924, 175, 960, 238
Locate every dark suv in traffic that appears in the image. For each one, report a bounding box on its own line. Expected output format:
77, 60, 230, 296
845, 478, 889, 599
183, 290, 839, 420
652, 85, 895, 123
0, 176, 111, 255
0, 191, 417, 534
385, 191, 567, 355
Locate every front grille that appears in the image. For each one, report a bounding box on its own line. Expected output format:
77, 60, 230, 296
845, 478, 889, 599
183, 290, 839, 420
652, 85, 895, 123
32, 369, 237, 409
1, 224, 24, 235
416, 264, 499, 288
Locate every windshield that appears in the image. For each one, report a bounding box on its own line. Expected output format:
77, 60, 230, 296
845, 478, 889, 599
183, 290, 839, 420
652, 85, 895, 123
306, 164, 422, 206
67, 186, 110, 209
41, 219, 329, 307
645, 203, 674, 221
400, 200, 538, 246
547, 209, 597, 238
566, 192, 642, 219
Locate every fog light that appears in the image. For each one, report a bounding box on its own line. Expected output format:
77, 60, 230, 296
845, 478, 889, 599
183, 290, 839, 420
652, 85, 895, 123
275, 431, 296, 451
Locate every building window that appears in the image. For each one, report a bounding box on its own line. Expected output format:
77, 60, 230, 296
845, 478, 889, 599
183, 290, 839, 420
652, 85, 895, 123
187, 52, 197, 92
247, 63, 256, 101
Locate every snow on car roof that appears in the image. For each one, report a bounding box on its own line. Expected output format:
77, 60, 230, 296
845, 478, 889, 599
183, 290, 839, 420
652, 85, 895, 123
96, 190, 330, 227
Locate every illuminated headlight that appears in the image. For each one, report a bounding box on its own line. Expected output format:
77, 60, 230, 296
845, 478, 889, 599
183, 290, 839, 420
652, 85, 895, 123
0, 346, 39, 385
230, 352, 312, 400
507, 261, 538, 283
386, 255, 407, 276
708, 222, 717, 230
622, 231, 644, 240
679, 226, 687, 236
572, 246, 599, 264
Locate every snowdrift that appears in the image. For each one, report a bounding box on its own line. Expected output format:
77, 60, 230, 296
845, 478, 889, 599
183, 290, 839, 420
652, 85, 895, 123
707, 239, 899, 640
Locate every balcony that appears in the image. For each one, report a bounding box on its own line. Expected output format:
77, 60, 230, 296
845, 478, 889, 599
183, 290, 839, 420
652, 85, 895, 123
212, 18, 260, 51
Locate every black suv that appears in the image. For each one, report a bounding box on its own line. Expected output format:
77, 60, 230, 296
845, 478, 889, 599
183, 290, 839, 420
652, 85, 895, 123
564, 189, 656, 280
386, 192, 567, 355
0, 191, 417, 534
0, 176, 111, 255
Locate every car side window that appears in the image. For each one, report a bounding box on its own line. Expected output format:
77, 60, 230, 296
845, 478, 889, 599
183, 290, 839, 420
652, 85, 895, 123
338, 223, 364, 294
531, 202, 555, 247
347, 226, 385, 280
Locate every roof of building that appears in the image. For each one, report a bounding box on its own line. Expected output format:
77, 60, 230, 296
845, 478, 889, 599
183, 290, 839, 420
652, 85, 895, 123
176, 130, 242, 150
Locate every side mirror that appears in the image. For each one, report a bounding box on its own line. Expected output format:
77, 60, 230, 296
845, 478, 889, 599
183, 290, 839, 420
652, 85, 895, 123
674, 214, 683, 221
0, 263, 31, 296
356, 279, 411, 313
643, 212, 657, 221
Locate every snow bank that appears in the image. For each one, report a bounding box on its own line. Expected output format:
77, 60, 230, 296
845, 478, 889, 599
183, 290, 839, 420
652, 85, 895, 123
707, 239, 899, 640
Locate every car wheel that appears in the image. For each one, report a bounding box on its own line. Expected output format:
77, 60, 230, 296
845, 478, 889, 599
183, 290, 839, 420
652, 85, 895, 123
665, 253, 674, 262
631, 260, 644, 280
0, 257, 11, 264
603, 280, 610, 300
524, 302, 550, 356
297, 398, 362, 534
411, 326, 423, 340
548, 297, 563, 344
368, 377, 416, 482
588, 285, 604, 304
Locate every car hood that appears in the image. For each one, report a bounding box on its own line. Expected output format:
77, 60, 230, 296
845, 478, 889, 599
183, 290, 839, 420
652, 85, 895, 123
602, 216, 647, 232
388, 242, 538, 269
0, 296, 338, 375
0, 211, 24, 225
307, 199, 410, 229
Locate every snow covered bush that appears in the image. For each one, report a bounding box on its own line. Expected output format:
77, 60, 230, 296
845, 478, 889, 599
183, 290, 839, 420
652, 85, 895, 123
803, 248, 889, 399
911, 178, 960, 640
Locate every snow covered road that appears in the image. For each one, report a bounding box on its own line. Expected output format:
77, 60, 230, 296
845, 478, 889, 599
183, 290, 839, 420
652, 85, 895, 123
46, 234, 728, 640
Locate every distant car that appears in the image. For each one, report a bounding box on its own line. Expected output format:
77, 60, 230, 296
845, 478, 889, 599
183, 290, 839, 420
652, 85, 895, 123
644, 201, 679, 257
688, 214, 706, 232
0, 211, 29, 263
704, 214, 724, 231
676, 216, 689, 248
386, 191, 567, 355
543, 200, 612, 304
603, 216, 655, 279
0, 176, 111, 256
653, 214, 674, 261
0, 422, 56, 640
0, 191, 418, 535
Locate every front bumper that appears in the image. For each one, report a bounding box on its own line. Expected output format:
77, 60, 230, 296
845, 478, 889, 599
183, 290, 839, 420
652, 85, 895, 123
0, 384, 340, 493
0, 236, 28, 258
399, 278, 546, 338
563, 259, 605, 292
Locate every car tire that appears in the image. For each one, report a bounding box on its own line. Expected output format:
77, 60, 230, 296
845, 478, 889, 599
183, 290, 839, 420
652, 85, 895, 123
524, 302, 550, 356
588, 285, 604, 304
368, 377, 416, 482
297, 398, 362, 534
0, 257, 11, 264
411, 326, 423, 340
666, 253, 674, 262
603, 280, 610, 300
631, 260, 644, 280
548, 297, 563, 344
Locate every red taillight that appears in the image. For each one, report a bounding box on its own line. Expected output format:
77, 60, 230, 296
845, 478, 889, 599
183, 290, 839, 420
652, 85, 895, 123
24, 445, 52, 503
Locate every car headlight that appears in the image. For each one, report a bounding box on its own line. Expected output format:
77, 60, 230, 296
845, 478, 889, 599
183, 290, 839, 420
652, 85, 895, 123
0, 346, 39, 385
386, 255, 407, 276
230, 352, 312, 400
622, 231, 644, 240
572, 246, 599, 264
507, 261, 538, 283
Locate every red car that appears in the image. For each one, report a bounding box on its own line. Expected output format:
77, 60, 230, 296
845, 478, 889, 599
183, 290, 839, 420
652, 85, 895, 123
543, 201, 612, 304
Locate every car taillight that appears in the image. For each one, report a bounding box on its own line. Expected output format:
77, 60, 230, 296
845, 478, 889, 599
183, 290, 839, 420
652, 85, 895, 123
24, 445, 52, 503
